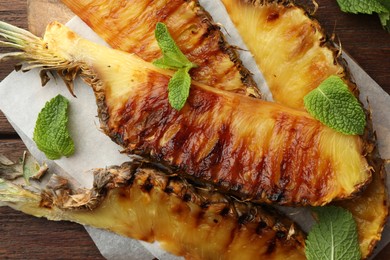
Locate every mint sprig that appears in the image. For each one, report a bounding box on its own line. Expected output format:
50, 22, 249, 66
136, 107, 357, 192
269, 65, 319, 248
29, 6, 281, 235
33, 95, 75, 160
304, 76, 366, 135
153, 22, 197, 110
305, 206, 361, 260
337, 0, 390, 32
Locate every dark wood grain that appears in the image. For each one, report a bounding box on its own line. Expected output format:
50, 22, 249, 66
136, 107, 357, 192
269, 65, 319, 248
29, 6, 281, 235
0, 0, 389, 259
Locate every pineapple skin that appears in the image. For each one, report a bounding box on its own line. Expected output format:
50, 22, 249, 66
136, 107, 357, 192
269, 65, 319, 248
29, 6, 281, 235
0, 157, 306, 260
37, 22, 370, 206
61, 0, 261, 98
220, 0, 388, 258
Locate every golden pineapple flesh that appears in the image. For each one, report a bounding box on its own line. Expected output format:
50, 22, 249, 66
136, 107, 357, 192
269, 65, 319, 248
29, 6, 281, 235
220, 0, 388, 257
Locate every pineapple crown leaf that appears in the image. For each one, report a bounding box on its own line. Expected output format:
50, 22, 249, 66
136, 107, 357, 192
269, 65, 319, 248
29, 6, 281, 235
153, 22, 197, 110
0, 21, 72, 70
304, 76, 366, 135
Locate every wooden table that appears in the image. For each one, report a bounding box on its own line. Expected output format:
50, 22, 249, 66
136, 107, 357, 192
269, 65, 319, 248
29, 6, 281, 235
0, 0, 389, 259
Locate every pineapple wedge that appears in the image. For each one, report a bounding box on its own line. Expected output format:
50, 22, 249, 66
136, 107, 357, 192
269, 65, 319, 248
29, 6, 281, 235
60, 0, 260, 98
220, 0, 353, 109
0, 153, 306, 259
220, 0, 388, 257
0, 21, 371, 206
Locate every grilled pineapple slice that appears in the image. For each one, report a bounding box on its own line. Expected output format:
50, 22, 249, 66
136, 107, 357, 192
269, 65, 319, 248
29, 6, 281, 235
0, 153, 306, 259
220, 0, 388, 257
0, 22, 371, 206
60, 0, 260, 97
220, 0, 354, 108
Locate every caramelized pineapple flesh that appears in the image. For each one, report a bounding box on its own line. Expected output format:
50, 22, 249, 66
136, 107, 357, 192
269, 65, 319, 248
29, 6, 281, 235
220, 0, 388, 257
61, 0, 260, 97
0, 22, 370, 206
0, 154, 306, 260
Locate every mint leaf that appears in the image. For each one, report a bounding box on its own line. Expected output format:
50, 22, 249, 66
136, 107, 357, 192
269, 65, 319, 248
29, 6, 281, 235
378, 0, 390, 31
153, 22, 197, 110
304, 76, 366, 135
337, 0, 387, 14
168, 68, 191, 110
337, 0, 389, 31
33, 95, 75, 160
305, 206, 361, 260
153, 55, 187, 70
153, 22, 196, 69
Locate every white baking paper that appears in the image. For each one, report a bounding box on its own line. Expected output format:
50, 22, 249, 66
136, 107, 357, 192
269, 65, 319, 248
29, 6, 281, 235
0, 1, 389, 259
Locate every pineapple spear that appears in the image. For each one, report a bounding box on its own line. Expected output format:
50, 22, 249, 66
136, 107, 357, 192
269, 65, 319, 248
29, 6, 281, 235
0, 152, 307, 259
0, 21, 371, 206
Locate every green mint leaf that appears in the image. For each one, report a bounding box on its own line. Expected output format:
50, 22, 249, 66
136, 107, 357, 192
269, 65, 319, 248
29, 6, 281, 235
337, 0, 389, 31
154, 22, 196, 69
33, 95, 75, 160
305, 206, 361, 260
379, 11, 390, 31
337, 0, 387, 14
153, 56, 188, 70
378, 0, 390, 31
304, 76, 366, 135
153, 22, 197, 110
168, 68, 191, 110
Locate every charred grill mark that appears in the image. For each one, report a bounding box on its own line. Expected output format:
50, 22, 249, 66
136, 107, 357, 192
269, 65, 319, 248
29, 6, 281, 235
267, 11, 280, 22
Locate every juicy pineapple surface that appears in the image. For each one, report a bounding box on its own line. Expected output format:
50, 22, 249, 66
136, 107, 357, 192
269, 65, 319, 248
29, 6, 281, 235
36, 22, 370, 206
0, 156, 306, 260
220, 0, 388, 257
61, 0, 260, 97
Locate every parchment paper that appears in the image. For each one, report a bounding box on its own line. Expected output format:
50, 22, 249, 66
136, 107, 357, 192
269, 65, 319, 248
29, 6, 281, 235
0, 1, 389, 259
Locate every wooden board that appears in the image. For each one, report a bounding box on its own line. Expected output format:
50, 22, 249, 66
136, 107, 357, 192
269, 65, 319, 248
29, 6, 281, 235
27, 0, 74, 36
